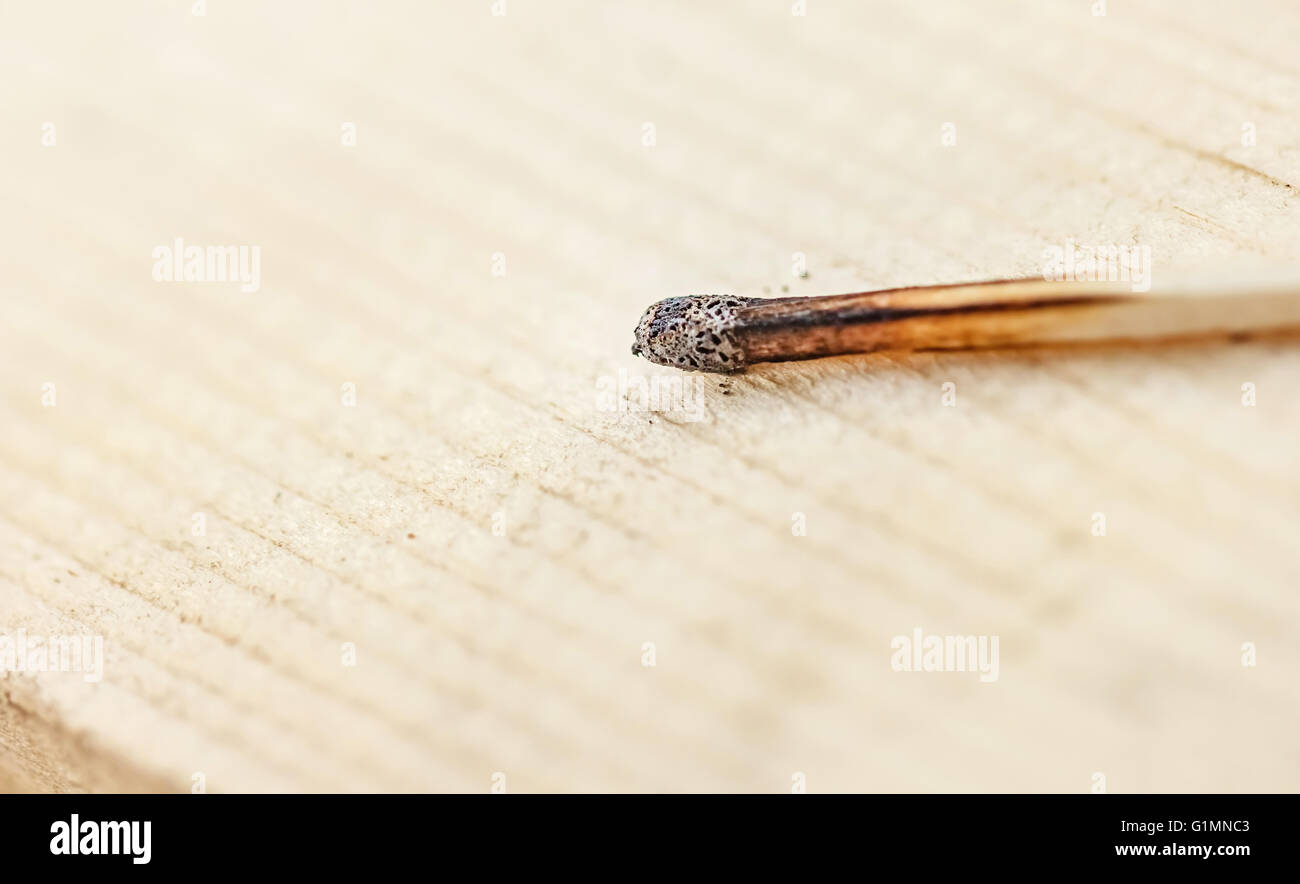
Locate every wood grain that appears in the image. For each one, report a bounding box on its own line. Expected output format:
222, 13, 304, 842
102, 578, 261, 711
1, 0, 1298, 792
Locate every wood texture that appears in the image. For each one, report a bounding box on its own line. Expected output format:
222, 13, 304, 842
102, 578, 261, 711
2, 0, 1298, 792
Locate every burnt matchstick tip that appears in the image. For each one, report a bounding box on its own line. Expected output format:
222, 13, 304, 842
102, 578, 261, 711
633, 279, 1300, 373
631, 295, 754, 372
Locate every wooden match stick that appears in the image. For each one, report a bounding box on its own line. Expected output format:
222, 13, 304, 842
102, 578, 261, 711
631, 277, 1300, 373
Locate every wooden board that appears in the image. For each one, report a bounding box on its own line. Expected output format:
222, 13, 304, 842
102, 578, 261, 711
2, 0, 1298, 792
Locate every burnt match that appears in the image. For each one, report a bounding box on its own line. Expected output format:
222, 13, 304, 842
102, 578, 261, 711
631, 277, 1300, 373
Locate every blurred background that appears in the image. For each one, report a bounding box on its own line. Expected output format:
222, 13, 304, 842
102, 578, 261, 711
1, 1, 1298, 791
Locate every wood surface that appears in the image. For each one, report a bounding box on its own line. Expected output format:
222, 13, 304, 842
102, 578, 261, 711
2, 0, 1298, 792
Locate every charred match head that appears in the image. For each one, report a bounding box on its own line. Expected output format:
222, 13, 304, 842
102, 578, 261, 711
631, 295, 753, 372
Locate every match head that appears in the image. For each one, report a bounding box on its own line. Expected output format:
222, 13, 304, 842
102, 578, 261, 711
631, 295, 754, 372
